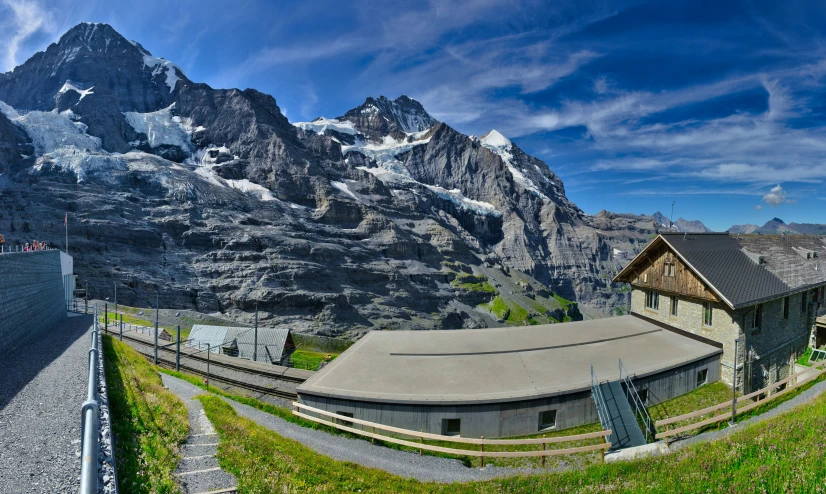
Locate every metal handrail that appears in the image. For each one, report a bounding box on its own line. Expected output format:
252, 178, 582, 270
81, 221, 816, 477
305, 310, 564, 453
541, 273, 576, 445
590, 365, 614, 435
619, 358, 654, 442
80, 306, 100, 493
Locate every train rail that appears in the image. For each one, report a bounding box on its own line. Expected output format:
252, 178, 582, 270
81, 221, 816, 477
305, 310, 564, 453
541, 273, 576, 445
102, 328, 302, 401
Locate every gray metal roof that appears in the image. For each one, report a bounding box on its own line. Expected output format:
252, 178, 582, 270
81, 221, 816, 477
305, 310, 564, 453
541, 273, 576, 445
188, 324, 292, 364
660, 233, 826, 309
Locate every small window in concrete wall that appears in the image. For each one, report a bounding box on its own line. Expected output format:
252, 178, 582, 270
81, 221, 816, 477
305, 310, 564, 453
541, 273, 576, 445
539, 410, 557, 431
670, 296, 678, 317
336, 412, 353, 427
697, 368, 708, 387
702, 302, 713, 327
442, 418, 461, 436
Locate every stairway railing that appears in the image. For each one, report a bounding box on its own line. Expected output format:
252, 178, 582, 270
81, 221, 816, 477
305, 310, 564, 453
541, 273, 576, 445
619, 358, 654, 443
590, 365, 614, 435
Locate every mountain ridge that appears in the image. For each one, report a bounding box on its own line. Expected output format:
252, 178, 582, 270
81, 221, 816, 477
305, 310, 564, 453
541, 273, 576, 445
0, 22, 672, 334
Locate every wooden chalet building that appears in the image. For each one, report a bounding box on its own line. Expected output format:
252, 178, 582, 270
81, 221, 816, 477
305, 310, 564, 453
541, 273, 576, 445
614, 233, 826, 392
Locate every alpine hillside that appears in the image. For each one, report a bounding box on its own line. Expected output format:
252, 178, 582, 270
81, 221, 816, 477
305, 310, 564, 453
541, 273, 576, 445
0, 23, 667, 336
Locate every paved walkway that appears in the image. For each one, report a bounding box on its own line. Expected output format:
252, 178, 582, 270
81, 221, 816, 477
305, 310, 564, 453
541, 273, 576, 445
166, 374, 238, 494
0, 315, 94, 493
161, 374, 519, 483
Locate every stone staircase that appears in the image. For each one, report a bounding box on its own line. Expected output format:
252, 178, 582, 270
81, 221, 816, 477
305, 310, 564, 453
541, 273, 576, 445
175, 400, 237, 494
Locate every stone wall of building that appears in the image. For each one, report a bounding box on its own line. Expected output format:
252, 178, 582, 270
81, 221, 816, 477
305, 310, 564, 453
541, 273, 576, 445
0, 250, 66, 352
631, 288, 813, 392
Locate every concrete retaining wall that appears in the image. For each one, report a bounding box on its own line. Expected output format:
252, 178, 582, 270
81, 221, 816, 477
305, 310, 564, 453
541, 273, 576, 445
0, 250, 66, 352
299, 354, 721, 438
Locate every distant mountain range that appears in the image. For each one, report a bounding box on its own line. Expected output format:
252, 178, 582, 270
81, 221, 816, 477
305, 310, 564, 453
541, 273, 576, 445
729, 218, 826, 235
650, 212, 712, 233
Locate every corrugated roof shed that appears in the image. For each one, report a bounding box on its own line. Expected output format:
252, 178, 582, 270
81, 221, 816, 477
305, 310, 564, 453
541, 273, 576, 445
655, 233, 826, 308
188, 324, 293, 364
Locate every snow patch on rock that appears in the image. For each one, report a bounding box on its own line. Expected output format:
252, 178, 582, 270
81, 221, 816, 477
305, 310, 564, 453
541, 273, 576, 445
331, 180, 360, 201
58, 81, 95, 102
124, 104, 194, 152
294, 117, 358, 136
143, 55, 183, 93
481, 129, 549, 201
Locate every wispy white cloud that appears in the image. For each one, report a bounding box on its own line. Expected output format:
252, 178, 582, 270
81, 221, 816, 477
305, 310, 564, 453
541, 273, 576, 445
0, 0, 54, 71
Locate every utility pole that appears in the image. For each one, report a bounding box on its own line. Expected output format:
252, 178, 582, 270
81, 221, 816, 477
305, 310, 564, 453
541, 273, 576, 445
114, 282, 118, 317
176, 325, 181, 372
154, 290, 159, 365
253, 302, 259, 363
206, 343, 211, 387
119, 314, 123, 341
84, 280, 88, 314
105, 303, 108, 332
730, 337, 742, 426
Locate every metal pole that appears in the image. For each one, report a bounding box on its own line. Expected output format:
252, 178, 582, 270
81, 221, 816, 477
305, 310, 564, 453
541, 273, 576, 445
154, 291, 159, 364
85, 281, 88, 314
105, 303, 108, 332
254, 302, 259, 362
207, 344, 210, 387
119, 314, 123, 341
114, 283, 117, 316
176, 325, 181, 372
730, 337, 741, 426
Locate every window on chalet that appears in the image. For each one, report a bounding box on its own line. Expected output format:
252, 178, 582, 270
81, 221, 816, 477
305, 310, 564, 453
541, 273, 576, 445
745, 305, 763, 333
663, 262, 676, 277
645, 290, 659, 310
702, 302, 713, 326
782, 296, 790, 319
670, 296, 678, 317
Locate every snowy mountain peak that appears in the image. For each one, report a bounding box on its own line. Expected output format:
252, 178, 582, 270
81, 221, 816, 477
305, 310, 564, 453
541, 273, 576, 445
340, 95, 438, 136
481, 130, 511, 149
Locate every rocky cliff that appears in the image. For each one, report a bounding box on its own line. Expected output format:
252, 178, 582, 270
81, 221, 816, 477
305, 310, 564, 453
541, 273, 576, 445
0, 23, 660, 336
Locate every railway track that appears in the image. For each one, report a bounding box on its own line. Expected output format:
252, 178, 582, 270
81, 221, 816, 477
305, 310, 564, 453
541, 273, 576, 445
103, 328, 302, 401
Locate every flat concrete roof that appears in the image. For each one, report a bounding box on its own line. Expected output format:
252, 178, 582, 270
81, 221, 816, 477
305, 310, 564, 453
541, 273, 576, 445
298, 315, 722, 405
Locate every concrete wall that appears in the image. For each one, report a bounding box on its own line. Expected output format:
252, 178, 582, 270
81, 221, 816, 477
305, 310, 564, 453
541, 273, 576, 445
0, 250, 67, 352
299, 355, 720, 438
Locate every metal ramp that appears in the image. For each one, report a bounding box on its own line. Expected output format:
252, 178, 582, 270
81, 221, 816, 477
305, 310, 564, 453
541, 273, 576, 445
591, 362, 649, 450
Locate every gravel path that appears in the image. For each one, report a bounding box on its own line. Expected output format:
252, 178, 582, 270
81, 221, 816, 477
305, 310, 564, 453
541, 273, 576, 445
161, 374, 522, 484
672, 374, 826, 450
0, 314, 93, 493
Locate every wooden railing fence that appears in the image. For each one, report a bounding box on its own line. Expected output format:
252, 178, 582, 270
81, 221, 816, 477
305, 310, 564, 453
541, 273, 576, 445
293, 402, 612, 465
655, 360, 826, 442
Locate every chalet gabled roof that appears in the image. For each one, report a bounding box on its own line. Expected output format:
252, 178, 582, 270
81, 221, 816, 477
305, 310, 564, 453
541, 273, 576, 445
614, 233, 826, 310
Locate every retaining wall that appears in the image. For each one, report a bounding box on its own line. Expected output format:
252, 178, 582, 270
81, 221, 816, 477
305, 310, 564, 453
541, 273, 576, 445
0, 250, 67, 352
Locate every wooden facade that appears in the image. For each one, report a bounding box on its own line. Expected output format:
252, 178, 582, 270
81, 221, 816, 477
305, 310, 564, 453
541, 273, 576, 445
616, 238, 719, 302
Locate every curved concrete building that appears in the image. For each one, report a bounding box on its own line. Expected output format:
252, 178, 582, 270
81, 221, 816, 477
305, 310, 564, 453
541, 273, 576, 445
297, 314, 722, 438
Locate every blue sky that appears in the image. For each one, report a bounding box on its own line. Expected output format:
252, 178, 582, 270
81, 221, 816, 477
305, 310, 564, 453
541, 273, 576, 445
1, 0, 825, 230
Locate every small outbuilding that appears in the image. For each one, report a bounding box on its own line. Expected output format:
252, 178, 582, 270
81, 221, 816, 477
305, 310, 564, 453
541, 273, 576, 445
187, 324, 296, 366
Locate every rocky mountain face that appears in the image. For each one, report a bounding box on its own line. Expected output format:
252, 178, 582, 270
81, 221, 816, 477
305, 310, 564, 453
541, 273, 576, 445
650, 212, 712, 233
0, 23, 660, 336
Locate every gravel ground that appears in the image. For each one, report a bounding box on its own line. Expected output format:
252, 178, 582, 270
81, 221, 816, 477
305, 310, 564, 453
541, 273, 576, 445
0, 314, 93, 494
161, 374, 525, 484
672, 375, 826, 450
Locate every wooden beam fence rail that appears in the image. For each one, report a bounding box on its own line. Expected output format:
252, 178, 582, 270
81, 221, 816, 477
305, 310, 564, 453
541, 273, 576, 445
655, 361, 826, 440
293, 402, 612, 460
